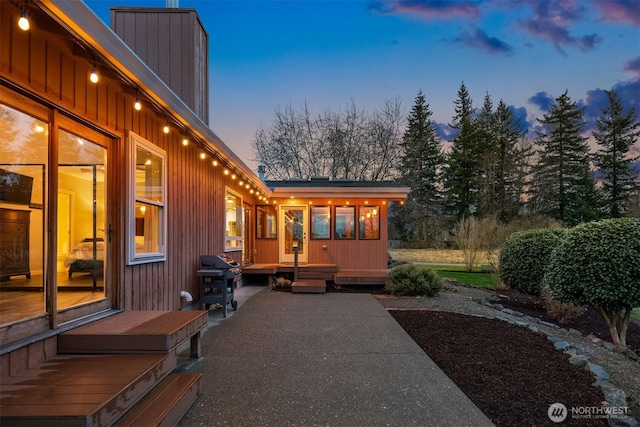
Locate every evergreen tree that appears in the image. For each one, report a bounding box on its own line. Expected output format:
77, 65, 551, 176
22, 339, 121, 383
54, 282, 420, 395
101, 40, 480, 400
475, 92, 498, 217
396, 90, 445, 242
443, 82, 481, 220
593, 90, 640, 218
529, 91, 601, 225
492, 100, 531, 222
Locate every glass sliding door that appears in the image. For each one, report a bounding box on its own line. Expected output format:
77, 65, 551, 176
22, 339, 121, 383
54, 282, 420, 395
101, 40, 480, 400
0, 103, 48, 325
57, 129, 107, 308
0, 89, 114, 343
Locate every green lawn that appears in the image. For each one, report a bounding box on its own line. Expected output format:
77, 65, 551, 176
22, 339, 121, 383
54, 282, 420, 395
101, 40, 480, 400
434, 270, 498, 288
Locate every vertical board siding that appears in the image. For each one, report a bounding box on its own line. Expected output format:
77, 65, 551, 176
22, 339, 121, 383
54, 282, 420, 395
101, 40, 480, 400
1, 2, 259, 311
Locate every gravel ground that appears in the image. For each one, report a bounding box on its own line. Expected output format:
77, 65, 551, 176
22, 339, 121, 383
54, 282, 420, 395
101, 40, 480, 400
375, 281, 640, 420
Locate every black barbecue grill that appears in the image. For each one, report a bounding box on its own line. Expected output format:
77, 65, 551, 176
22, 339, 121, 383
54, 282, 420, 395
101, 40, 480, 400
197, 254, 241, 317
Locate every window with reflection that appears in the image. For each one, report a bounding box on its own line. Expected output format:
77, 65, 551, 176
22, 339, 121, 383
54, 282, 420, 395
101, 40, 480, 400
359, 206, 380, 240
311, 206, 331, 239
225, 188, 243, 250
58, 129, 107, 303
334, 206, 355, 239
128, 131, 166, 264
257, 205, 276, 239
0, 103, 48, 324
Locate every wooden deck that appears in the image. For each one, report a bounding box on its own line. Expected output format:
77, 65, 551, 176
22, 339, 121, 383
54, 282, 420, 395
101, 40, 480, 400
334, 269, 389, 286
58, 311, 208, 358
0, 311, 207, 426
0, 353, 176, 426
242, 264, 388, 286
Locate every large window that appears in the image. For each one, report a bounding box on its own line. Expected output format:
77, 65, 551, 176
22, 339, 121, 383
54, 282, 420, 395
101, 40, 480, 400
127, 131, 166, 264
1, 92, 112, 340
359, 206, 380, 239
257, 205, 276, 239
334, 206, 355, 239
225, 188, 243, 251
310, 206, 331, 239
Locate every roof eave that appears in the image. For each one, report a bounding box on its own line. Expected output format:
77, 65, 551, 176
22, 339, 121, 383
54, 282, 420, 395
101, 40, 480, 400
270, 186, 410, 200
35, 0, 271, 197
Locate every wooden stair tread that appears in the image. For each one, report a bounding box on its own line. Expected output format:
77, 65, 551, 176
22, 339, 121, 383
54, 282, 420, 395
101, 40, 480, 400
0, 353, 176, 426
292, 280, 326, 294
114, 373, 201, 427
58, 310, 208, 354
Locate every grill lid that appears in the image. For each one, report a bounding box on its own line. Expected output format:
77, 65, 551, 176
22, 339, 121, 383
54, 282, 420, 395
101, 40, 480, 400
201, 254, 240, 269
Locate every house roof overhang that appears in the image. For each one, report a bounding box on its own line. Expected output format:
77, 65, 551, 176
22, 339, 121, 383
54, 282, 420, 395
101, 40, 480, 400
34, 0, 272, 197
266, 180, 410, 200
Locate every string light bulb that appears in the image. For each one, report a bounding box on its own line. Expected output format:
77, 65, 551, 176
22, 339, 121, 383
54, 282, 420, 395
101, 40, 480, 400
89, 64, 99, 83
18, 2, 29, 31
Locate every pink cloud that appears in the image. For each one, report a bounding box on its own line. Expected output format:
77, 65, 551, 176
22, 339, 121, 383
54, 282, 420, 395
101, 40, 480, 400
517, 0, 602, 54
369, 0, 481, 20
594, 0, 640, 26
624, 56, 640, 78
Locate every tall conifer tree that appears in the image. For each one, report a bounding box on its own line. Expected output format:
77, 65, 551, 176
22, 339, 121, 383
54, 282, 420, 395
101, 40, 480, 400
529, 91, 600, 225
443, 82, 481, 220
593, 90, 640, 218
396, 90, 445, 242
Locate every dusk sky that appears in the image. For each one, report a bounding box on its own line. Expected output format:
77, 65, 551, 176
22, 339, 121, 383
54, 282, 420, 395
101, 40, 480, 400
85, 0, 640, 170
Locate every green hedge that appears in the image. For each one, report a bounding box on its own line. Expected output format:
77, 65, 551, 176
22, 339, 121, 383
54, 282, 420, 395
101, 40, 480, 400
385, 264, 442, 297
545, 218, 640, 309
499, 228, 567, 295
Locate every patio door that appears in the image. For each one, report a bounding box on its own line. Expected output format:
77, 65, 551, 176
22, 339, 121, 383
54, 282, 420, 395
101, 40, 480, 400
279, 205, 308, 264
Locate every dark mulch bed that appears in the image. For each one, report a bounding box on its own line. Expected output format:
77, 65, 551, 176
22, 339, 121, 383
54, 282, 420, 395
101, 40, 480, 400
497, 288, 640, 354
391, 310, 608, 427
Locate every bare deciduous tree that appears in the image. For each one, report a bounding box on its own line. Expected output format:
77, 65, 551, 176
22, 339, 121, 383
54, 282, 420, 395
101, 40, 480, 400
253, 99, 404, 181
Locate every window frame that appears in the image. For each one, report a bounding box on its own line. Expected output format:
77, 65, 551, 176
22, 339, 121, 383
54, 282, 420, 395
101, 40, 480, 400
310, 205, 331, 240
334, 206, 356, 240
224, 187, 243, 252
256, 204, 277, 239
126, 131, 167, 265
358, 205, 380, 240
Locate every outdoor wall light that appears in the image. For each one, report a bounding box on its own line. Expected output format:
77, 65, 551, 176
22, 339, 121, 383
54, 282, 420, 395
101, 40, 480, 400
163, 122, 170, 134
212, 160, 218, 166
134, 95, 142, 111
182, 136, 188, 146
200, 152, 206, 159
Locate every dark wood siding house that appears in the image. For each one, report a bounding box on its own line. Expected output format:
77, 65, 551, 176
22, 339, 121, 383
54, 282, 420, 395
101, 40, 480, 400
0, 1, 407, 424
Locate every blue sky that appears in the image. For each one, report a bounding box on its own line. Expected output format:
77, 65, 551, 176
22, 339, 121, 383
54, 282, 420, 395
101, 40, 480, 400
84, 0, 640, 170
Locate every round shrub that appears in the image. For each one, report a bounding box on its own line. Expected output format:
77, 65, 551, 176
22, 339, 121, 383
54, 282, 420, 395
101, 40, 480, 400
499, 227, 567, 295
384, 264, 442, 297
545, 218, 640, 348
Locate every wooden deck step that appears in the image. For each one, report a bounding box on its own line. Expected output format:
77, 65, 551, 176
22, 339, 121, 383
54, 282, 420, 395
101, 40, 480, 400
58, 310, 208, 358
334, 269, 389, 286
291, 279, 326, 294
0, 353, 176, 427
114, 373, 201, 427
